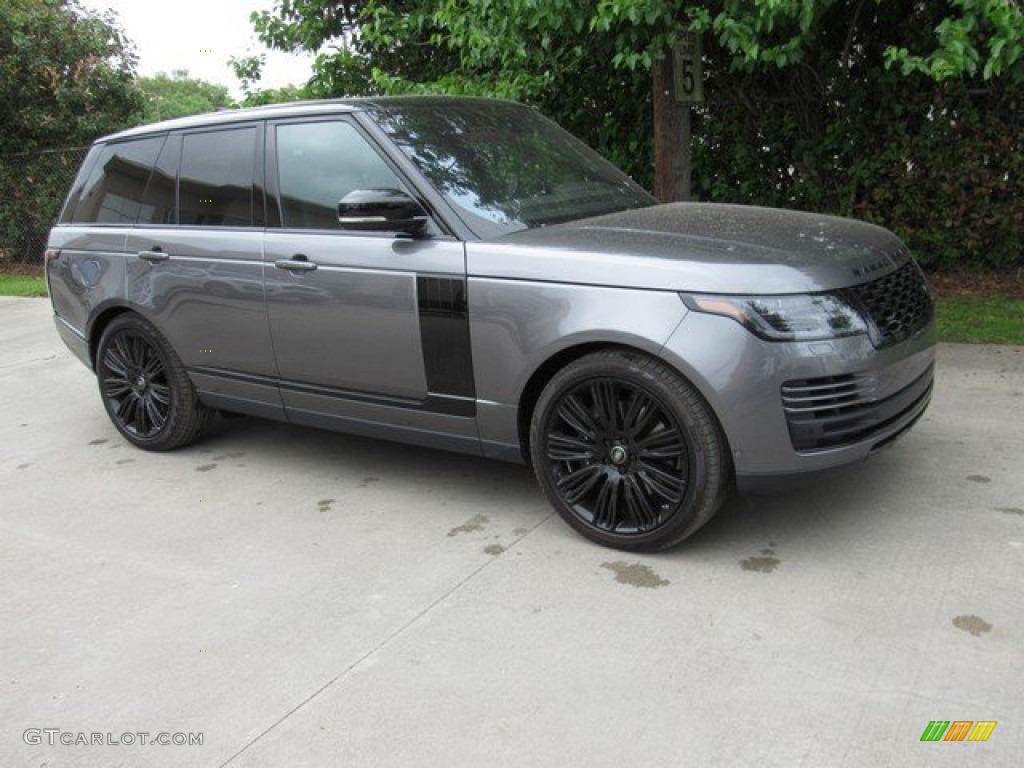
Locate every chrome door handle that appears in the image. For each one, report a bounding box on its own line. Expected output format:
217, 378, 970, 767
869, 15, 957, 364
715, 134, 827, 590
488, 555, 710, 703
274, 257, 317, 272
138, 249, 169, 263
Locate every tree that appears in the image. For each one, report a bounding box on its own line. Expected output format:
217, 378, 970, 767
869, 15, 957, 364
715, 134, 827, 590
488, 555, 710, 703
0, 0, 143, 153
0, 0, 144, 262
246, 1, 1023, 268
138, 70, 234, 122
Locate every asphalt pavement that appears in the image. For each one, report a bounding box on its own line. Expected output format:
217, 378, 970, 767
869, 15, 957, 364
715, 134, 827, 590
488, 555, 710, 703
1, 296, 1021, 767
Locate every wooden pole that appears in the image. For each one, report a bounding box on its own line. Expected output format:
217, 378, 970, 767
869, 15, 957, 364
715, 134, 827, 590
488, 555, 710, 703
652, 48, 691, 203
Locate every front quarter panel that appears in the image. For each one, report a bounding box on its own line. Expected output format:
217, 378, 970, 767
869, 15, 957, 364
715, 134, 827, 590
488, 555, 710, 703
467, 270, 687, 457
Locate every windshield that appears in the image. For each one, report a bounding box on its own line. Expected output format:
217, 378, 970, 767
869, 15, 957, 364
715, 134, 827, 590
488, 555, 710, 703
371, 100, 655, 238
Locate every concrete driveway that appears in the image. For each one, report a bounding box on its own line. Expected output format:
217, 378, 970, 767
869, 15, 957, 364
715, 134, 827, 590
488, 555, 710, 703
1, 296, 1021, 767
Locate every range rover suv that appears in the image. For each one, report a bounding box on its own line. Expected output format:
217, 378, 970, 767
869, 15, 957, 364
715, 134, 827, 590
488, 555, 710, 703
45, 97, 935, 551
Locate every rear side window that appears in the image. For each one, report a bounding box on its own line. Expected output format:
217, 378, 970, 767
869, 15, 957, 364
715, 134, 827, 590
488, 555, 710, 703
179, 128, 256, 227
70, 137, 164, 224
138, 133, 181, 225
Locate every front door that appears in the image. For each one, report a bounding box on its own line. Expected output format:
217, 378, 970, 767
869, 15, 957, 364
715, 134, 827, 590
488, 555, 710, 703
263, 117, 477, 449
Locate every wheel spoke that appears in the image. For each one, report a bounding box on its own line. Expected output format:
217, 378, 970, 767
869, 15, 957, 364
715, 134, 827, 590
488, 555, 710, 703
141, 354, 164, 378
103, 377, 132, 398
116, 393, 136, 424
142, 395, 166, 432
623, 476, 659, 529
622, 389, 656, 439
556, 464, 604, 504
557, 394, 599, 439
636, 461, 685, 503
589, 380, 619, 431
103, 347, 129, 378
637, 427, 684, 460
149, 382, 171, 406
592, 476, 621, 530
133, 393, 149, 434
546, 432, 598, 462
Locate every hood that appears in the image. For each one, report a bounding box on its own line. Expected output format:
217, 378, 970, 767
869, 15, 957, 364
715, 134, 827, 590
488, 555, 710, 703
467, 203, 910, 294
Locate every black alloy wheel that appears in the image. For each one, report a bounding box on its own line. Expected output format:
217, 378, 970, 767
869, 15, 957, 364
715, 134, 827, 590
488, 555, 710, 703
531, 350, 729, 551
96, 314, 210, 450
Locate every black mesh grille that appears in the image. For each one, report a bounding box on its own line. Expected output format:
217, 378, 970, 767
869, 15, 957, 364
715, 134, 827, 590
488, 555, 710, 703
782, 365, 933, 452
846, 261, 933, 348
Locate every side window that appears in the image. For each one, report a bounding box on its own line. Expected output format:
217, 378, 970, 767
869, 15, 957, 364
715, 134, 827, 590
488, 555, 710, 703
137, 133, 181, 225
276, 121, 404, 230
70, 137, 164, 224
179, 128, 256, 227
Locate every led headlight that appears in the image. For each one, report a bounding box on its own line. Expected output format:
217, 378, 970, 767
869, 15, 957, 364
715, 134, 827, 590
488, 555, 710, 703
682, 292, 868, 342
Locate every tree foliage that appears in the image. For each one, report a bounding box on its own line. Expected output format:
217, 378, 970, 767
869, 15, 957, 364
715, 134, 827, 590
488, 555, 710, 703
229, 53, 311, 107
244, 0, 1023, 268
137, 70, 234, 122
0, 0, 143, 262
0, 0, 143, 154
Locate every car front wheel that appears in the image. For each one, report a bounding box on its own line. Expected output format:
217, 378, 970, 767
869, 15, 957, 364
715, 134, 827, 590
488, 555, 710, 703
530, 350, 729, 551
95, 314, 210, 450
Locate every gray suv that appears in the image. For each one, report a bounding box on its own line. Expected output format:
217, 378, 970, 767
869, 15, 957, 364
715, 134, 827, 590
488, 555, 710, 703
46, 97, 935, 551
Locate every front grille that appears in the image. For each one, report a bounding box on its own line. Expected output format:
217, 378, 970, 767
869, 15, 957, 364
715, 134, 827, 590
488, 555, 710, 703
782, 364, 933, 452
845, 261, 932, 348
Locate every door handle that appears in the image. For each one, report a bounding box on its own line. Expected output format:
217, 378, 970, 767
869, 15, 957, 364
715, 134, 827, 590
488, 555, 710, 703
274, 255, 317, 272
138, 248, 169, 263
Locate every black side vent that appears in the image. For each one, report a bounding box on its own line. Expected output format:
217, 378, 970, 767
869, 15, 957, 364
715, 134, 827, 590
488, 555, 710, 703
782, 365, 933, 451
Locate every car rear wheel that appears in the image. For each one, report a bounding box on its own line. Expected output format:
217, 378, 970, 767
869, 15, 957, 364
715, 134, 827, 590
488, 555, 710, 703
530, 349, 729, 551
95, 314, 211, 450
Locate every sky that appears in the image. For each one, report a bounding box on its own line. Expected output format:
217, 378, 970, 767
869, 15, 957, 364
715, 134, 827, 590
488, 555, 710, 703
79, 0, 316, 99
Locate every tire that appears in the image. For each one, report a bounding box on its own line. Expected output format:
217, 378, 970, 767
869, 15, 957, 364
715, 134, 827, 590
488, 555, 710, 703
95, 314, 211, 451
529, 349, 729, 551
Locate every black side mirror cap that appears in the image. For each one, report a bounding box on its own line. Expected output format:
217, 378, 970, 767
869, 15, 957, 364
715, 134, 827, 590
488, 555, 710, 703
337, 189, 430, 238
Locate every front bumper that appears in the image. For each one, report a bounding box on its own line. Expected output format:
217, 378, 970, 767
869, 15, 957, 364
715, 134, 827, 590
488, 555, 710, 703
660, 309, 936, 491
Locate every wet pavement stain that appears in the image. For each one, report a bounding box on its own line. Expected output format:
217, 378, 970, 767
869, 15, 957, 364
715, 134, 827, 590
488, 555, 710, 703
601, 561, 670, 589
967, 475, 991, 483
996, 507, 1024, 516
359, 476, 380, 488
448, 514, 489, 537
16, 463, 30, 470
212, 452, 245, 461
741, 554, 781, 573
484, 544, 506, 556
512, 527, 529, 536
88, 439, 108, 446
317, 498, 335, 513
115, 459, 135, 465
953, 615, 992, 637
195, 463, 218, 472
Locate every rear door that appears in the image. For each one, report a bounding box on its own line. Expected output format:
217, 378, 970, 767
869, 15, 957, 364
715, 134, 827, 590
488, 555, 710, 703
124, 124, 282, 418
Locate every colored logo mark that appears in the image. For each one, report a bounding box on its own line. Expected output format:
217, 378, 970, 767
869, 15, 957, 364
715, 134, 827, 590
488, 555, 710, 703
920, 721, 996, 742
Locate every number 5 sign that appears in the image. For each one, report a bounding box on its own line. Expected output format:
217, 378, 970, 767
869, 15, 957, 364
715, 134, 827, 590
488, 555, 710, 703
673, 32, 704, 104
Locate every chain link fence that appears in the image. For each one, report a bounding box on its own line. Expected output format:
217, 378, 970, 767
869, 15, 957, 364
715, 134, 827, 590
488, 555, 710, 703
0, 146, 88, 265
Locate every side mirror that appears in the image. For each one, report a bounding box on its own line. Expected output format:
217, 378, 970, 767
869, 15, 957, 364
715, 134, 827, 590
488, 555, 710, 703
337, 188, 429, 238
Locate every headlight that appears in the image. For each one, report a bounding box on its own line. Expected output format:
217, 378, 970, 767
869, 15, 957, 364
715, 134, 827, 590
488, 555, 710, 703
681, 293, 868, 342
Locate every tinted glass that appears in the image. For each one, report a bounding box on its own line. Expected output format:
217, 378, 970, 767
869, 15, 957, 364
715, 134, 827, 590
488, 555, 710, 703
138, 133, 181, 225
276, 121, 404, 230
373, 101, 655, 237
179, 128, 256, 227
71, 137, 164, 224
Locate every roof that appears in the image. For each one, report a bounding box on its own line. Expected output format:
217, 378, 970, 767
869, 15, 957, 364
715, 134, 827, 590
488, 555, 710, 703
100, 95, 526, 143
